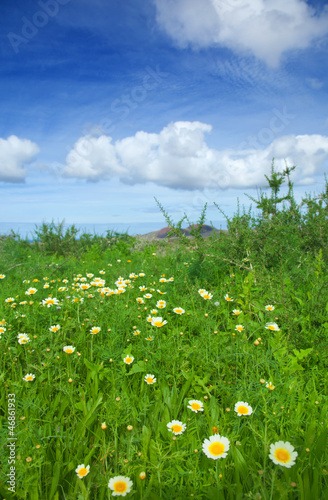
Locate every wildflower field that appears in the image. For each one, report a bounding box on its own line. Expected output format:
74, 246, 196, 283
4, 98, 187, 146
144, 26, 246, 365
1, 166, 328, 499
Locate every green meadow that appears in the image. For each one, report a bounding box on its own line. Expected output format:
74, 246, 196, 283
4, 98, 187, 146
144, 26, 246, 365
1, 165, 328, 499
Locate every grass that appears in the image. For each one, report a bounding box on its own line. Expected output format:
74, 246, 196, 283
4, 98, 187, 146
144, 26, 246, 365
0, 164, 328, 499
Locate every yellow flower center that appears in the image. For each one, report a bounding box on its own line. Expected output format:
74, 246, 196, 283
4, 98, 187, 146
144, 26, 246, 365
125, 357, 132, 363
154, 321, 163, 327
275, 448, 290, 463
21, 339, 28, 344
78, 467, 88, 477
66, 349, 73, 354
226, 297, 231, 301
237, 405, 249, 414
26, 376, 33, 380
191, 402, 201, 410
236, 326, 243, 331
114, 481, 127, 493
171, 424, 182, 433
146, 377, 154, 383
208, 442, 225, 456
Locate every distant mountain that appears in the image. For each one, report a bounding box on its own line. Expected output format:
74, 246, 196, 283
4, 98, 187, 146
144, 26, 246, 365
185, 224, 216, 234
136, 224, 226, 241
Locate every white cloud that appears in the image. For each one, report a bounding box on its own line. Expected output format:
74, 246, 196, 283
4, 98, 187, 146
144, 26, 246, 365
154, 0, 328, 66
61, 121, 328, 190
0, 135, 40, 183
62, 122, 217, 189
63, 135, 127, 180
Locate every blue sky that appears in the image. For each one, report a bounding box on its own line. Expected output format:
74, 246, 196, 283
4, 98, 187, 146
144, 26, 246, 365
1, 0, 328, 232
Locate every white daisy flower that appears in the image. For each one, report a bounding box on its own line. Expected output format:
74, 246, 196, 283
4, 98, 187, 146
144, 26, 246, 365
265, 322, 280, 331
187, 400, 204, 413
108, 476, 133, 496
269, 441, 298, 468
144, 374, 156, 384
202, 434, 230, 459
167, 420, 186, 435
63, 346, 75, 354
123, 355, 134, 365
75, 464, 90, 479
234, 401, 253, 416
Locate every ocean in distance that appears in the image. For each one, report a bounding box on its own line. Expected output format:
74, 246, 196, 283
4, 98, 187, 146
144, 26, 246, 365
0, 221, 166, 241
0, 220, 227, 241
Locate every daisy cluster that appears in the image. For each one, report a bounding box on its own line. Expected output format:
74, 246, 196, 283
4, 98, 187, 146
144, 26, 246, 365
1, 258, 303, 499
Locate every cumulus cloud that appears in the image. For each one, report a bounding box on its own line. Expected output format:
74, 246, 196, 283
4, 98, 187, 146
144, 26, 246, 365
154, 0, 328, 66
220, 134, 328, 187
61, 121, 328, 190
0, 135, 40, 183
63, 135, 126, 180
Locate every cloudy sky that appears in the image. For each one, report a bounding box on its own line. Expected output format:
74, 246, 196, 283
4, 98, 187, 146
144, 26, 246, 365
1, 0, 328, 233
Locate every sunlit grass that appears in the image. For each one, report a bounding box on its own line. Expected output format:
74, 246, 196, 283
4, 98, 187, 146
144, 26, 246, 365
1, 167, 328, 499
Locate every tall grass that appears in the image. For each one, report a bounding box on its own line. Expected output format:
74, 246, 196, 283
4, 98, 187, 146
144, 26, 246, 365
0, 164, 327, 499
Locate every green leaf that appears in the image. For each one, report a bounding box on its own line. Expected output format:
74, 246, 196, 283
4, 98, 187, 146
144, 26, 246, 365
84, 395, 103, 426
142, 425, 152, 459
313, 428, 328, 460
176, 372, 194, 413
58, 396, 70, 419
292, 348, 313, 360
84, 358, 103, 374
125, 361, 147, 376
49, 461, 61, 499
